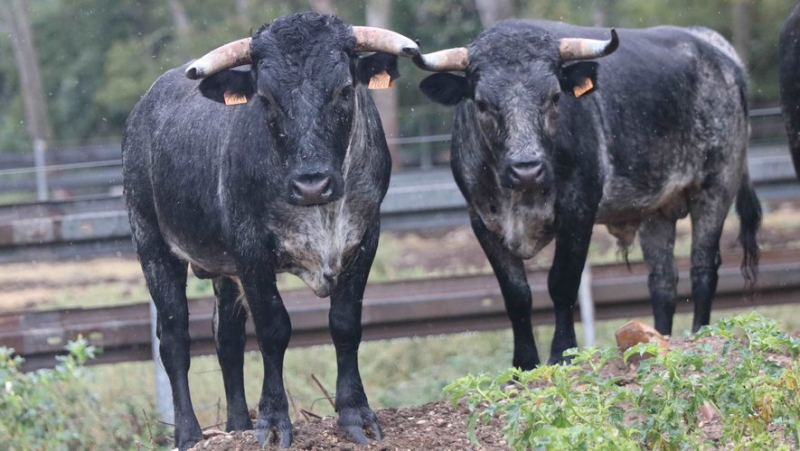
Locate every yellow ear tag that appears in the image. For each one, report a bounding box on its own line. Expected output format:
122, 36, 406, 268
573, 77, 594, 98
223, 91, 248, 105
368, 71, 393, 90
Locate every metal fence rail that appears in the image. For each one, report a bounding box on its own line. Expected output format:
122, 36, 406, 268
3, 248, 799, 372
0, 147, 798, 265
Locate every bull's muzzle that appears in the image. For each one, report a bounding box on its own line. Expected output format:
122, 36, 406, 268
503, 158, 547, 191
288, 171, 343, 206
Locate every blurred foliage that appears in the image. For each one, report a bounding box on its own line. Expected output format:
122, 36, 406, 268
0, 0, 796, 153
0, 336, 170, 449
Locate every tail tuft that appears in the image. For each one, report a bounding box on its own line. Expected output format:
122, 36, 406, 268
735, 175, 762, 291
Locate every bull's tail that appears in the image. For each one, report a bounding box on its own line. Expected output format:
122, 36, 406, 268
735, 172, 762, 290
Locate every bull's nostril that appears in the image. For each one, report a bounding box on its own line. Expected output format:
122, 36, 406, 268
320, 177, 332, 197
291, 181, 304, 198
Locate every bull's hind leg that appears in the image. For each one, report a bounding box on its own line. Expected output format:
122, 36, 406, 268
689, 189, 733, 332
470, 213, 540, 370
212, 276, 253, 431
330, 223, 383, 443
639, 214, 679, 335
129, 212, 202, 450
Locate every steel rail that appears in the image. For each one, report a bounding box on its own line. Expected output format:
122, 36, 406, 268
1, 148, 799, 264
2, 249, 799, 372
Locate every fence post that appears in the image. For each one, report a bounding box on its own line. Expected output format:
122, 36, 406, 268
33, 139, 48, 202
149, 302, 174, 424
578, 260, 596, 346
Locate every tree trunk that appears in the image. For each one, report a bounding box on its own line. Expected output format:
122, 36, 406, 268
732, 0, 751, 68
236, 0, 250, 29
166, 0, 192, 58
309, 0, 338, 15
593, 0, 613, 27
3, 0, 52, 200
365, 0, 402, 169
474, 0, 513, 28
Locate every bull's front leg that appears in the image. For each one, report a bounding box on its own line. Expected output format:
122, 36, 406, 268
470, 213, 541, 370
547, 219, 593, 365
236, 254, 293, 448
329, 222, 382, 444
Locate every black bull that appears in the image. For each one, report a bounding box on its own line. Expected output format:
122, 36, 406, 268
781, 2, 800, 179
417, 19, 761, 368
122, 12, 421, 450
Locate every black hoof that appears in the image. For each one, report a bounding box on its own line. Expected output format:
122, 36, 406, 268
547, 352, 575, 366
338, 406, 383, 444
254, 410, 293, 448
226, 413, 253, 432
175, 418, 203, 451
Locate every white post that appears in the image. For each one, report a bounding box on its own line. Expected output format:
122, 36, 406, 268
150, 302, 174, 424
578, 260, 596, 346
33, 138, 48, 201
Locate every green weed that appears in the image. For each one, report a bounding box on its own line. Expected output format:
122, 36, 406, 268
0, 337, 169, 450
445, 313, 800, 450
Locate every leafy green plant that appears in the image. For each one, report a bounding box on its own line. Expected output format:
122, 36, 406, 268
445, 313, 800, 450
0, 336, 167, 450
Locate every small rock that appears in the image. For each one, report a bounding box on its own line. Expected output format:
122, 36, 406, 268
202, 428, 227, 439
615, 320, 668, 363
416, 419, 428, 424
699, 400, 718, 421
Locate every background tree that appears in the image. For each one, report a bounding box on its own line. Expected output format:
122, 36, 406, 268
474, 0, 513, 27
2, 0, 53, 199
0, 0, 795, 156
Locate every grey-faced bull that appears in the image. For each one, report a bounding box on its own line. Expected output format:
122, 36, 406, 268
122, 12, 421, 449
414, 20, 761, 368
781, 2, 800, 179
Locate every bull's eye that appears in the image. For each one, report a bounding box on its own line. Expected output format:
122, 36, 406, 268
550, 93, 561, 106
475, 100, 489, 113
339, 85, 354, 101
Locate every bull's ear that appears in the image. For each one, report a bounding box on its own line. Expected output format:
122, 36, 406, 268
356, 52, 400, 89
198, 68, 255, 105
419, 73, 468, 106
559, 61, 599, 98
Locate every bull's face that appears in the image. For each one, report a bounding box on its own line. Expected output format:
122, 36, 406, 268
416, 28, 618, 193
186, 13, 418, 206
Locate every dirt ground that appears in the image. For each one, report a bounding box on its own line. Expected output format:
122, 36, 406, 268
191, 401, 506, 450
188, 332, 797, 451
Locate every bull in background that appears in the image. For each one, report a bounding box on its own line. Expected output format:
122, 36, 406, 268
122, 12, 420, 450
414, 20, 761, 368
781, 2, 800, 179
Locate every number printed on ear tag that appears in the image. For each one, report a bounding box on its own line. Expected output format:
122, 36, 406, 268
368, 71, 393, 90
223, 91, 248, 105
573, 77, 594, 98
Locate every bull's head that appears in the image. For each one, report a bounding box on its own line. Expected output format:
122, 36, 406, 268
185, 13, 419, 206
416, 26, 618, 193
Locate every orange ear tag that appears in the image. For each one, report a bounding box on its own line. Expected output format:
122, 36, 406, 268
223, 91, 248, 105
368, 71, 394, 90
573, 77, 594, 98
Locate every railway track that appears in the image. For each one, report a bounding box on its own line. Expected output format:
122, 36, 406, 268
2, 248, 799, 372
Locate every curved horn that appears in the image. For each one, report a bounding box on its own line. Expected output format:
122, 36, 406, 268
352, 26, 419, 57
412, 47, 469, 72
559, 29, 619, 61
185, 37, 252, 80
